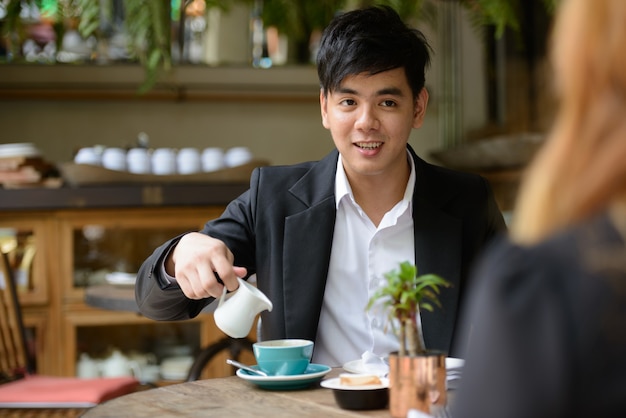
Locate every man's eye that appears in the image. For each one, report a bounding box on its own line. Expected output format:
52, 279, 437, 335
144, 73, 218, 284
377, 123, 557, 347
381, 100, 396, 107
340, 99, 356, 106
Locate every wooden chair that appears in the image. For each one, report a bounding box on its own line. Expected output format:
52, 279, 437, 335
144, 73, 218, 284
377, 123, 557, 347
0, 251, 139, 417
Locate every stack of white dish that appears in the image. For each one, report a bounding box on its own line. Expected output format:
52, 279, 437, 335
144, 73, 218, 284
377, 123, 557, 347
0, 143, 41, 158
444, 357, 464, 390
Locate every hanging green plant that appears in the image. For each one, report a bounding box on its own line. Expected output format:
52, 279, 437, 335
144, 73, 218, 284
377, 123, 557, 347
81, 0, 233, 93
75, 0, 176, 93
1, 0, 558, 92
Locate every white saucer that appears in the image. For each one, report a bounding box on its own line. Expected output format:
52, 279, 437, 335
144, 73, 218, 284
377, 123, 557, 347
236, 363, 331, 390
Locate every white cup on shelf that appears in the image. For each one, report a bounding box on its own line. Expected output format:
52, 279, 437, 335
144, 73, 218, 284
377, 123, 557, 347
101, 147, 127, 171
176, 147, 201, 175
74, 147, 102, 166
201, 147, 225, 172
127, 148, 151, 174
224, 147, 253, 168
151, 148, 177, 175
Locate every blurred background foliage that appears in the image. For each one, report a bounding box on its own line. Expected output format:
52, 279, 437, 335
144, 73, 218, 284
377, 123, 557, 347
0, 0, 558, 92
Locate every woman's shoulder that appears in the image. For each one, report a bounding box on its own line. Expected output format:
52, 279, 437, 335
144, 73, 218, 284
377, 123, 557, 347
487, 211, 620, 263
475, 211, 624, 296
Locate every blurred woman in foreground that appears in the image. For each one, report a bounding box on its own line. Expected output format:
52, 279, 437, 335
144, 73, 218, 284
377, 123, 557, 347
453, 0, 626, 416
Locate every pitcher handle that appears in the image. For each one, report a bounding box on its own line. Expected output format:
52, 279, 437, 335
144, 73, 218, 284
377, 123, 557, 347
217, 285, 228, 308
217, 278, 243, 308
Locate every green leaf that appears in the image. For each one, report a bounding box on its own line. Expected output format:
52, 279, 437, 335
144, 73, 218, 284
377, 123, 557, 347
366, 260, 451, 354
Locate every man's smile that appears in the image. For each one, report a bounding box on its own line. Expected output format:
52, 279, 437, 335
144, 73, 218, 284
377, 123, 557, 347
355, 142, 383, 150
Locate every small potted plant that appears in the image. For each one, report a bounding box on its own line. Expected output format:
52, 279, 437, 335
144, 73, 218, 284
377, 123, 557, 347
366, 261, 450, 418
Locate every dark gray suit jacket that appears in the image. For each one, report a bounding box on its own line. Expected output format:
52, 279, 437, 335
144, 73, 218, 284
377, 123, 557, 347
136, 146, 506, 357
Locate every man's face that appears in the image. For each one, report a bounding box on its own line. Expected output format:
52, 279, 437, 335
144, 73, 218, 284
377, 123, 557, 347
320, 68, 428, 183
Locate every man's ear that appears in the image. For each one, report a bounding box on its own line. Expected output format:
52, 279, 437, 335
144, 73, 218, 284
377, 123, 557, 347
412, 88, 429, 129
320, 89, 330, 129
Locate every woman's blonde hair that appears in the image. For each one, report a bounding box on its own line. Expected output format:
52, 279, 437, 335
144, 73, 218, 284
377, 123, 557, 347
511, 0, 626, 244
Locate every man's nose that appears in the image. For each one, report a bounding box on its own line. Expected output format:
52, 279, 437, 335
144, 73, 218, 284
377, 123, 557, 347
354, 105, 380, 131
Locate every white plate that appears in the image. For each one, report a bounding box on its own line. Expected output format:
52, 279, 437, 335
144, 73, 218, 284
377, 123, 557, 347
105, 272, 137, 286
236, 363, 331, 390
321, 376, 389, 390
343, 357, 465, 375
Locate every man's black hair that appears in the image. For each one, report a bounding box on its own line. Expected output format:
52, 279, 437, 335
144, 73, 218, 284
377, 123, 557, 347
316, 5, 432, 98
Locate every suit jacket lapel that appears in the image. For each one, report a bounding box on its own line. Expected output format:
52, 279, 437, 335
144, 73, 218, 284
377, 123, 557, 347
411, 148, 462, 352
282, 150, 338, 340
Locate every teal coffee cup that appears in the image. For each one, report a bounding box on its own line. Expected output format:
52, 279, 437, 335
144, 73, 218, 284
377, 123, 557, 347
253, 339, 314, 376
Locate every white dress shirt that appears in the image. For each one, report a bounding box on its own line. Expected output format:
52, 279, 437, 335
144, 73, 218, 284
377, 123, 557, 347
312, 152, 416, 366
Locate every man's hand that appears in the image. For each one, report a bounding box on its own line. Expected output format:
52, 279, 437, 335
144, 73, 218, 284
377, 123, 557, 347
165, 232, 247, 299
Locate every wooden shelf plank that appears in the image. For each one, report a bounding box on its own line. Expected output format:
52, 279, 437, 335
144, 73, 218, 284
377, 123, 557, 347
0, 64, 320, 102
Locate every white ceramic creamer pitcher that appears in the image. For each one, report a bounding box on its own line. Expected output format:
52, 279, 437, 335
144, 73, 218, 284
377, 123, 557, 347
214, 277, 273, 338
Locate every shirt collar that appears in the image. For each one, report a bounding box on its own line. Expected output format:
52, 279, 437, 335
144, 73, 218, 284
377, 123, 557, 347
335, 149, 416, 210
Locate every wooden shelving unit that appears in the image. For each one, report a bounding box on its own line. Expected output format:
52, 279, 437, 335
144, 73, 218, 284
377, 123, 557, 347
0, 183, 253, 379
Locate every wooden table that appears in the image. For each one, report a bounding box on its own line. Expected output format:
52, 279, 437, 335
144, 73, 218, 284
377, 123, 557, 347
82, 369, 392, 417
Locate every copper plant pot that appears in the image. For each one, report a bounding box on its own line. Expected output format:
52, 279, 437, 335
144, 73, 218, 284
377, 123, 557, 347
388, 351, 447, 418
